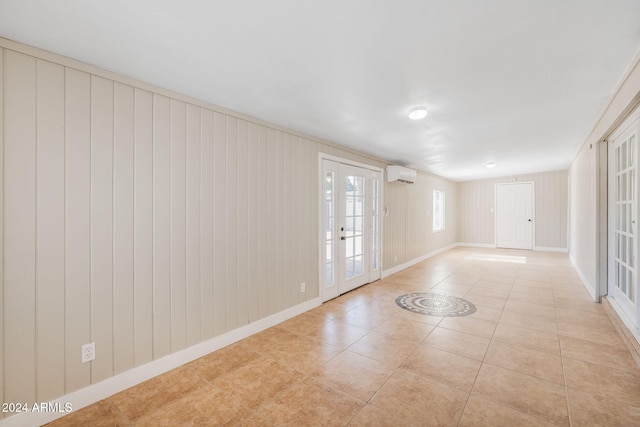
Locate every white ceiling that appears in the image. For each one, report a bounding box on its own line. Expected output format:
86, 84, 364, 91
1, 0, 640, 181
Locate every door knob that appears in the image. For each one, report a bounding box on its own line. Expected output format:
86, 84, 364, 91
528, 219, 532, 222
340, 236, 346, 240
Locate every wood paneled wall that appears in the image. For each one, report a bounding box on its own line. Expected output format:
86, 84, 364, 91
382, 173, 458, 268
0, 39, 461, 414
457, 170, 568, 249
0, 42, 397, 408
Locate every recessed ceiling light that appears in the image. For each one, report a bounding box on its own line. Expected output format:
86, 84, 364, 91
409, 107, 428, 120
485, 161, 496, 168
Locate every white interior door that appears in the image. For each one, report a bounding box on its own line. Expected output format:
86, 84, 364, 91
608, 116, 640, 327
495, 182, 534, 249
321, 159, 381, 301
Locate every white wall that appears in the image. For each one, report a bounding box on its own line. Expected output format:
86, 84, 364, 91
457, 170, 568, 250
568, 143, 597, 297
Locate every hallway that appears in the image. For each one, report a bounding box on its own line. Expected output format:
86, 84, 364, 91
48, 247, 640, 426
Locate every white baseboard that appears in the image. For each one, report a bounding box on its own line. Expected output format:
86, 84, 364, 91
455, 242, 497, 249
606, 296, 640, 343
456, 242, 567, 253
569, 254, 597, 301
535, 246, 568, 253
0, 297, 321, 427
382, 243, 457, 277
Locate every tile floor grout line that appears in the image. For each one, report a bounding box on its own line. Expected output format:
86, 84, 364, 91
456, 282, 506, 426
555, 279, 574, 427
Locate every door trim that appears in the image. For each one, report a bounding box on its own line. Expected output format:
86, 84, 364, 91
494, 181, 535, 250
318, 153, 384, 302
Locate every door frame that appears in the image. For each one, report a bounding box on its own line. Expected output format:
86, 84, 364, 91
494, 181, 535, 250
318, 153, 384, 302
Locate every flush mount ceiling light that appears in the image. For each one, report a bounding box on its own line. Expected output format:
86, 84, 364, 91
409, 107, 428, 120
485, 161, 496, 168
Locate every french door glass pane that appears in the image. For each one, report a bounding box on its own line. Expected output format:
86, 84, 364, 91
372, 179, 379, 271
613, 133, 637, 304
325, 171, 335, 287
345, 175, 365, 279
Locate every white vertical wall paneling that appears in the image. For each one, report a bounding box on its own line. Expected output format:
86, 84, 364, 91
413, 183, 421, 258
381, 172, 460, 269
152, 94, 172, 358
421, 177, 431, 250
226, 116, 238, 330
293, 136, 302, 300
170, 100, 187, 352
113, 82, 135, 375
283, 133, 293, 307
382, 182, 392, 268
133, 88, 154, 366
246, 123, 259, 322
186, 103, 202, 346
35, 59, 66, 401
213, 111, 227, 335
0, 47, 4, 413
307, 142, 318, 297
200, 109, 215, 339
291, 136, 301, 304
256, 125, 269, 318
237, 119, 249, 326
404, 182, 413, 260
397, 184, 404, 263
64, 67, 92, 392
90, 75, 115, 383
407, 184, 418, 259
4, 50, 37, 403
382, 181, 400, 268
267, 129, 277, 314
308, 141, 317, 297
276, 131, 285, 311
257, 125, 269, 318
299, 140, 307, 299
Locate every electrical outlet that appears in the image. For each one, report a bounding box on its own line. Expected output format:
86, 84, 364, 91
300, 282, 306, 293
82, 342, 95, 363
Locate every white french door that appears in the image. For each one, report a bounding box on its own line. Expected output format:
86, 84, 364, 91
495, 182, 534, 250
321, 158, 382, 302
608, 115, 640, 327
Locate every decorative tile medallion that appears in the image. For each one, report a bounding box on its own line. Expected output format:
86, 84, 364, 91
395, 293, 477, 317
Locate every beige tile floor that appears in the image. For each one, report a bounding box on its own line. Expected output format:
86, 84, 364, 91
47, 247, 640, 426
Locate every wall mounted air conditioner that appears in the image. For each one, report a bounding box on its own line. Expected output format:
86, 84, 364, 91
386, 165, 417, 184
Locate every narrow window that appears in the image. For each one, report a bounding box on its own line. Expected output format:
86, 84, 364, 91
433, 190, 445, 232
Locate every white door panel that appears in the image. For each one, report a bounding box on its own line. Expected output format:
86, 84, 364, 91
608, 116, 640, 327
321, 158, 381, 301
496, 182, 534, 250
